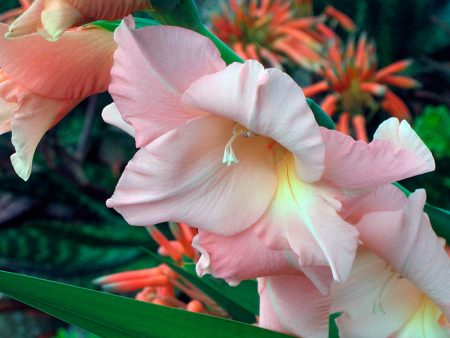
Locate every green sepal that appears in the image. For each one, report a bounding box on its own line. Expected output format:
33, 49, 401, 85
0, 270, 293, 338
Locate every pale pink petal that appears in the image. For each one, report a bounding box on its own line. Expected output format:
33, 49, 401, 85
321, 119, 435, 192
0, 23, 115, 100
259, 275, 331, 338
396, 297, 450, 338
102, 103, 134, 137
193, 228, 301, 286
110, 18, 225, 147
357, 190, 450, 321
182, 60, 325, 182
11, 92, 78, 180
7, 0, 148, 40
343, 184, 407, 222
332, 248, 423, 338
107, 115, 277, 235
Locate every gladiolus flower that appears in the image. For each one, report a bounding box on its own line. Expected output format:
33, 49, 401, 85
257, 186, 450, 337
106, 18, 434, 287
6, 0, 149, 41
0, 23, 115, 180
303, 35, 419, 141
210, 0, 354, 69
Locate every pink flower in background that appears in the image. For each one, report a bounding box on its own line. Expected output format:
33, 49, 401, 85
106, 18, 434, 288
0, 23, 115, 180
6, 0, 149, 41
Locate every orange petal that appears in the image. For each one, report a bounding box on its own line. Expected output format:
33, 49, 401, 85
303, 80, 329, 97
351, 115, 368, 142
337, 112, 350, 135
375, 59, 412, 81
379, 75, 420, 89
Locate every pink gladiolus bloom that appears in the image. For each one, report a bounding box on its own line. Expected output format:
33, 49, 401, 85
331, 187, 450, 338
0, 23, 115, 180
106, 18, 434, 286
257, 187, 450, 338
6, 0, 149, 41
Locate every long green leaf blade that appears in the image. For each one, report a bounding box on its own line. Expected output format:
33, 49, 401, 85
0, 270, 292, 338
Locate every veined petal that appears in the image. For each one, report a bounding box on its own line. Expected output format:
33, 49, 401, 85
321, 119, 434, 192
253, 154, 359, 282
110, 18, 225, 147
259, 275, 331, 338
0, 23, 115, 100
193, 228, 299, 286
7, 0, 149, 40
357, 190, 450, 321
332, 248, 423, 338
102, 103, 134, 137
0, 98, 15, 134
182, 60, 325, 183
107, 115, 277, 235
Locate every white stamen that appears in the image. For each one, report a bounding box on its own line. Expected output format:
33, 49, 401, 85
222, 126, 255, 166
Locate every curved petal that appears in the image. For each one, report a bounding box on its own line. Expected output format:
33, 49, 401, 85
102, 103, 134, 137
343, 184, 408, 223
357, 190, 450, 321
182, 60, 325, 183
259, 275, 331, 338
6, 0, 44, 39
252, 154, 359, 283
110, 18, 225, 147
193, 228, 300, 286
0, 23, 115, 100
332, 248, 423, 338
321, 118, 434, 193
7, 0, 148, 40
107, 115, 277, 236
11, 92, 78, 181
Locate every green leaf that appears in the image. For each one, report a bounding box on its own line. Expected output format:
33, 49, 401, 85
0, 270, 291, 338
329, 313, 341, 338
91, 17, 160, 32
144, 250, 257, 323
306, 98, 336, 130
183, 262, 259, 315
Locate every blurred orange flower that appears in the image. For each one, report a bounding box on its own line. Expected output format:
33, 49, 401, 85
303, 34, 420, 141
210, 0, 354, 69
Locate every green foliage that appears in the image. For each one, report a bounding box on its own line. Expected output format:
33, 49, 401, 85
0, 270, 293, 338
414, 105, 450, 159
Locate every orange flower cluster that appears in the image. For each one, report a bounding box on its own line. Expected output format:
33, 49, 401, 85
94, 223, 226, 317
303, 35, 419, 141
210, 0, 355, 69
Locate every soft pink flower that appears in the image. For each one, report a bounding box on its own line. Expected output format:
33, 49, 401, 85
105, 18, 434, 285
0, 23, 115, 180
6, 0, 149, 41
331, 187, 450, 338
257, 187, 450, 338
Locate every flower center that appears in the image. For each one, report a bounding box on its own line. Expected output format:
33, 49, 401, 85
222, 124, 256, 166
